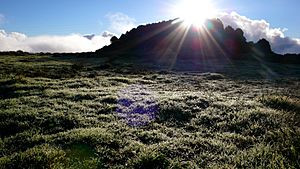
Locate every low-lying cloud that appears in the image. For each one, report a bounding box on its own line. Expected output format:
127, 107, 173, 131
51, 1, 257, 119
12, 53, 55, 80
0, 12, 134, 53
0, 30, 112, 53
219, 12, 300, 54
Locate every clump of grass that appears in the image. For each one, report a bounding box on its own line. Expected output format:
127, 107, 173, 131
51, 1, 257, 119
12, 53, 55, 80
260, 95, 300, 112
158, 102, 194, 124
185, 96, 210, 112
0, 144, 66, 169
0, 131, 47, 157
39, 114, 80, 134
264, 128, 300, 168
216, 109, 280, 136
52, 128, 123, 149
136, 130, 167, 144
229, 143, 285, 168
130, 150, 170, 169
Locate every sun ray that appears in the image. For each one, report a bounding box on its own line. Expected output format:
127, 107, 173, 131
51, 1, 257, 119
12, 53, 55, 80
154, 21, 191, 69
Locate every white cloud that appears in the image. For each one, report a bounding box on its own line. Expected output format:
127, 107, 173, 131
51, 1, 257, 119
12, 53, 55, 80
0, 12, 136, 53
106, 12, 136, 35
0, 30, 112, 53
219, 12, 300, 54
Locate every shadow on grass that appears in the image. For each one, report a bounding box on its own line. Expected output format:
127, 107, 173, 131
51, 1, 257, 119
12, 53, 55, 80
0, 79, 22, 99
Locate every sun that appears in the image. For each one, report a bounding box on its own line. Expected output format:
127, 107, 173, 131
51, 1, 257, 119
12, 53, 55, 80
172, 0, 218, 27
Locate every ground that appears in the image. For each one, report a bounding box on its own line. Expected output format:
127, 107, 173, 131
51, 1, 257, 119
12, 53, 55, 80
0, 54, 299, 168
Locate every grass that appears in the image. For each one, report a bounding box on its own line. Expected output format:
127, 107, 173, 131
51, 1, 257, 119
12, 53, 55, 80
0, 54, 300, 168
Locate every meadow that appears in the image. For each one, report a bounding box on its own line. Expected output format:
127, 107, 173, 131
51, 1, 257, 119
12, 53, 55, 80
0, 54, 299, 168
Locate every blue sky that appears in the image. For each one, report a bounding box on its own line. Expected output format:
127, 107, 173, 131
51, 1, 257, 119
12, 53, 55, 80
0, 0, 299, 37
0, 0, 299, 53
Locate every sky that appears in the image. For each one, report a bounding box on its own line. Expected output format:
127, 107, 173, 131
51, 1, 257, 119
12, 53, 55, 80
0, 0, 300, 53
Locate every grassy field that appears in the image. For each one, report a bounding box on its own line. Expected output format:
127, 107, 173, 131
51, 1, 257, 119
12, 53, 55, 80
0, 54, 300, 168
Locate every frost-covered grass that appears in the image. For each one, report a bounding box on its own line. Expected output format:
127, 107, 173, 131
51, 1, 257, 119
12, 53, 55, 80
0, 54, 300, 168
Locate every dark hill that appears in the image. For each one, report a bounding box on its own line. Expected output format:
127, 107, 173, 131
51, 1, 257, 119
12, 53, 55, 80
95, 18, 300, 70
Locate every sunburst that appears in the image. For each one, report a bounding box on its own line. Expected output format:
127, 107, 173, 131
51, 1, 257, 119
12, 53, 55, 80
172, 0, 218, 27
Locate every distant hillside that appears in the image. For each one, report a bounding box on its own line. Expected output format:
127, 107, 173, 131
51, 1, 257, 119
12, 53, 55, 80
96, 18, 300, 67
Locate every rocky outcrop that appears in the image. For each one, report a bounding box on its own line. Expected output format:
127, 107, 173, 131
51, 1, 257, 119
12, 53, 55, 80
255, 38, 273, 54
96, 18, 276, 62
53, 18, 299, 65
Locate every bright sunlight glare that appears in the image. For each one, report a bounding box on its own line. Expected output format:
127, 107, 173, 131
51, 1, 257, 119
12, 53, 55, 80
172, 0, 218, 27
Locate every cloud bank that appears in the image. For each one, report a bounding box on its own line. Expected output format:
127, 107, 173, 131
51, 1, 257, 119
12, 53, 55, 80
219, 12, 300, 54
0, 12, 136, 53
0, 30, 112, 53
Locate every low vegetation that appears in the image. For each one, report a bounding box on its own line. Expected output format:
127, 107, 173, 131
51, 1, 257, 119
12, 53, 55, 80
0, 54, 299, 168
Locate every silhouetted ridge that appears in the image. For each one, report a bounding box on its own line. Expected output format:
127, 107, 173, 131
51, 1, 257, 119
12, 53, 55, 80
97, 19, 251, 57
96, 18, 298, 65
